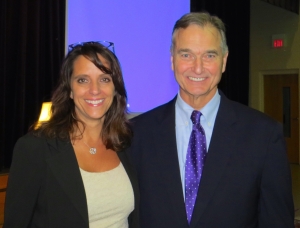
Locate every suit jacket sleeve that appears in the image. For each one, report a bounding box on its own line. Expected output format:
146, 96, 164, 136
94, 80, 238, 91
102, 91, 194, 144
4, 133, 46, 228
258, 121, 294, 227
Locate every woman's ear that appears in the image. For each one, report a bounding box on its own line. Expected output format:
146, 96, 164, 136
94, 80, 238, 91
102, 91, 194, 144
70, 91, 73, 99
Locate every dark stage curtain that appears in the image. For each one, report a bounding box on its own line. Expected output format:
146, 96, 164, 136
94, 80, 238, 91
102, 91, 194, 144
190, 0, 250, 106
0, 0, 66, 170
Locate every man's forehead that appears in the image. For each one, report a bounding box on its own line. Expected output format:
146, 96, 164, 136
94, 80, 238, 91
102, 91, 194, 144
176, 24, 220, 38
174, 25, 221, 48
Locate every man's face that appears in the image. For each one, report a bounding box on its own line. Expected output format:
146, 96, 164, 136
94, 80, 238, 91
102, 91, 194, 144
171, 24, 228, 109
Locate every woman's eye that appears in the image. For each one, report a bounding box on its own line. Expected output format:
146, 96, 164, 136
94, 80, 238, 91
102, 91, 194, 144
100, 74, 112, 83
77, 78, 88, 83
100, 78, 111, 83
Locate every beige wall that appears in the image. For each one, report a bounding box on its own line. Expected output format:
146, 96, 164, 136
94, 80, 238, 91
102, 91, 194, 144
250, 0, 300, 111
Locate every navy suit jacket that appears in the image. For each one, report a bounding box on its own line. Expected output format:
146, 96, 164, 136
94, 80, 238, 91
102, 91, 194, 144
128, 92, 294, 228
4, 133, 140, 228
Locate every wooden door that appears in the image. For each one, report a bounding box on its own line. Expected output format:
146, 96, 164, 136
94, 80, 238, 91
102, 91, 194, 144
264, 74, 299, 164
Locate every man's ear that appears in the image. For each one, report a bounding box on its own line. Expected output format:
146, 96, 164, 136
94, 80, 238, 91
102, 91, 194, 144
171, 55, 174, 71
222, 52, 229, 73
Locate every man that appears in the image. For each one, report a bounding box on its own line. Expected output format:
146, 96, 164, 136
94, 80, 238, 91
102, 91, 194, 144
128, 12, 294, 227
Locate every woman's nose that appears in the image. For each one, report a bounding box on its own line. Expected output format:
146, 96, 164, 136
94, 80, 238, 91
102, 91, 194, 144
89, 81, 101, 95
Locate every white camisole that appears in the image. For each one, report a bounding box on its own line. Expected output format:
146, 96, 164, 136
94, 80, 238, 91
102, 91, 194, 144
80, 163, 134, 228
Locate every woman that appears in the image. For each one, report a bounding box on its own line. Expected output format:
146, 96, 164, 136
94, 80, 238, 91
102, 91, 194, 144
4, 42, 139, 228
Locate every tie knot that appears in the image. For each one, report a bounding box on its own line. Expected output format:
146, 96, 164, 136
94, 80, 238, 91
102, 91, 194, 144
191, 110, 201, 125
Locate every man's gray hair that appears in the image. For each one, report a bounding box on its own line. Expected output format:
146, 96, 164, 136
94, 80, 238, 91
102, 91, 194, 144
171, 12, 228, 55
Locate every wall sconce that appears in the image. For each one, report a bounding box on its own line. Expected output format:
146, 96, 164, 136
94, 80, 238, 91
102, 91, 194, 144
35, 102, 52, 129
38, 102, 52, 122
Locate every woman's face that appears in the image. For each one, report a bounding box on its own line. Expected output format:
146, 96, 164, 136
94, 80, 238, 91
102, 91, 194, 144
70, 54, 115, 125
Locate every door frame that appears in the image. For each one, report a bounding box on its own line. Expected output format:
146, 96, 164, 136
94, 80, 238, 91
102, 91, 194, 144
259, 69, 300, 164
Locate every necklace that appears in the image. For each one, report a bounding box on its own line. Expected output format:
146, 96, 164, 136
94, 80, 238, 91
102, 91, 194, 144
82, 141, 97, 155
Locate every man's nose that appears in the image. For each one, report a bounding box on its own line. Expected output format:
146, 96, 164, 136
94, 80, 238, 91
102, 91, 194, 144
192, 58, 203, 74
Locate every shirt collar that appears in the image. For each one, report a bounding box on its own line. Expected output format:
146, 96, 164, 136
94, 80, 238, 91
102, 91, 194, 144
176, 90, 220, 124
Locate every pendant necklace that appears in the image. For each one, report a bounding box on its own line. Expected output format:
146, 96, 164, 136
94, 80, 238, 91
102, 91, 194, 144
82, 141, 97, 155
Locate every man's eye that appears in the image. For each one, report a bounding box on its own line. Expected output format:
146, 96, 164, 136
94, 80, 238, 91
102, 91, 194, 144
204, 53, 216, 60
181, 53, 190, 58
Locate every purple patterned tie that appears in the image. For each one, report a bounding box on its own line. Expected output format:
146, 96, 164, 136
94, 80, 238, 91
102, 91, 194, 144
185, 110, 207, 224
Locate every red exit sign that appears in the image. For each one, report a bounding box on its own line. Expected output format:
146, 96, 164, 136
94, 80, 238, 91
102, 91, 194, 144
273, 39, 283, 48
272, 34, 286, 48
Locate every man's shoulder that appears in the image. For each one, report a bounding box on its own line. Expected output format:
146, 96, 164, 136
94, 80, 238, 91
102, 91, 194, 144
222, 96, 279, 126
130, 98, 176, 127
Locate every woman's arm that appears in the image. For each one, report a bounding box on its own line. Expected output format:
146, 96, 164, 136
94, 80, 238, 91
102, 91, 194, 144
3, 133, 45, 228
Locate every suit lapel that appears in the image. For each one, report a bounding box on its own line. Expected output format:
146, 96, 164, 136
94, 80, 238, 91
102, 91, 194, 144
153, 98, 188, 225
45, 138, 89, 225
190, 94, 237, 227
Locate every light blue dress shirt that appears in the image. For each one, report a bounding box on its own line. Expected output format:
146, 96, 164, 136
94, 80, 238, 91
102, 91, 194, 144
175, 90, 220, 198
